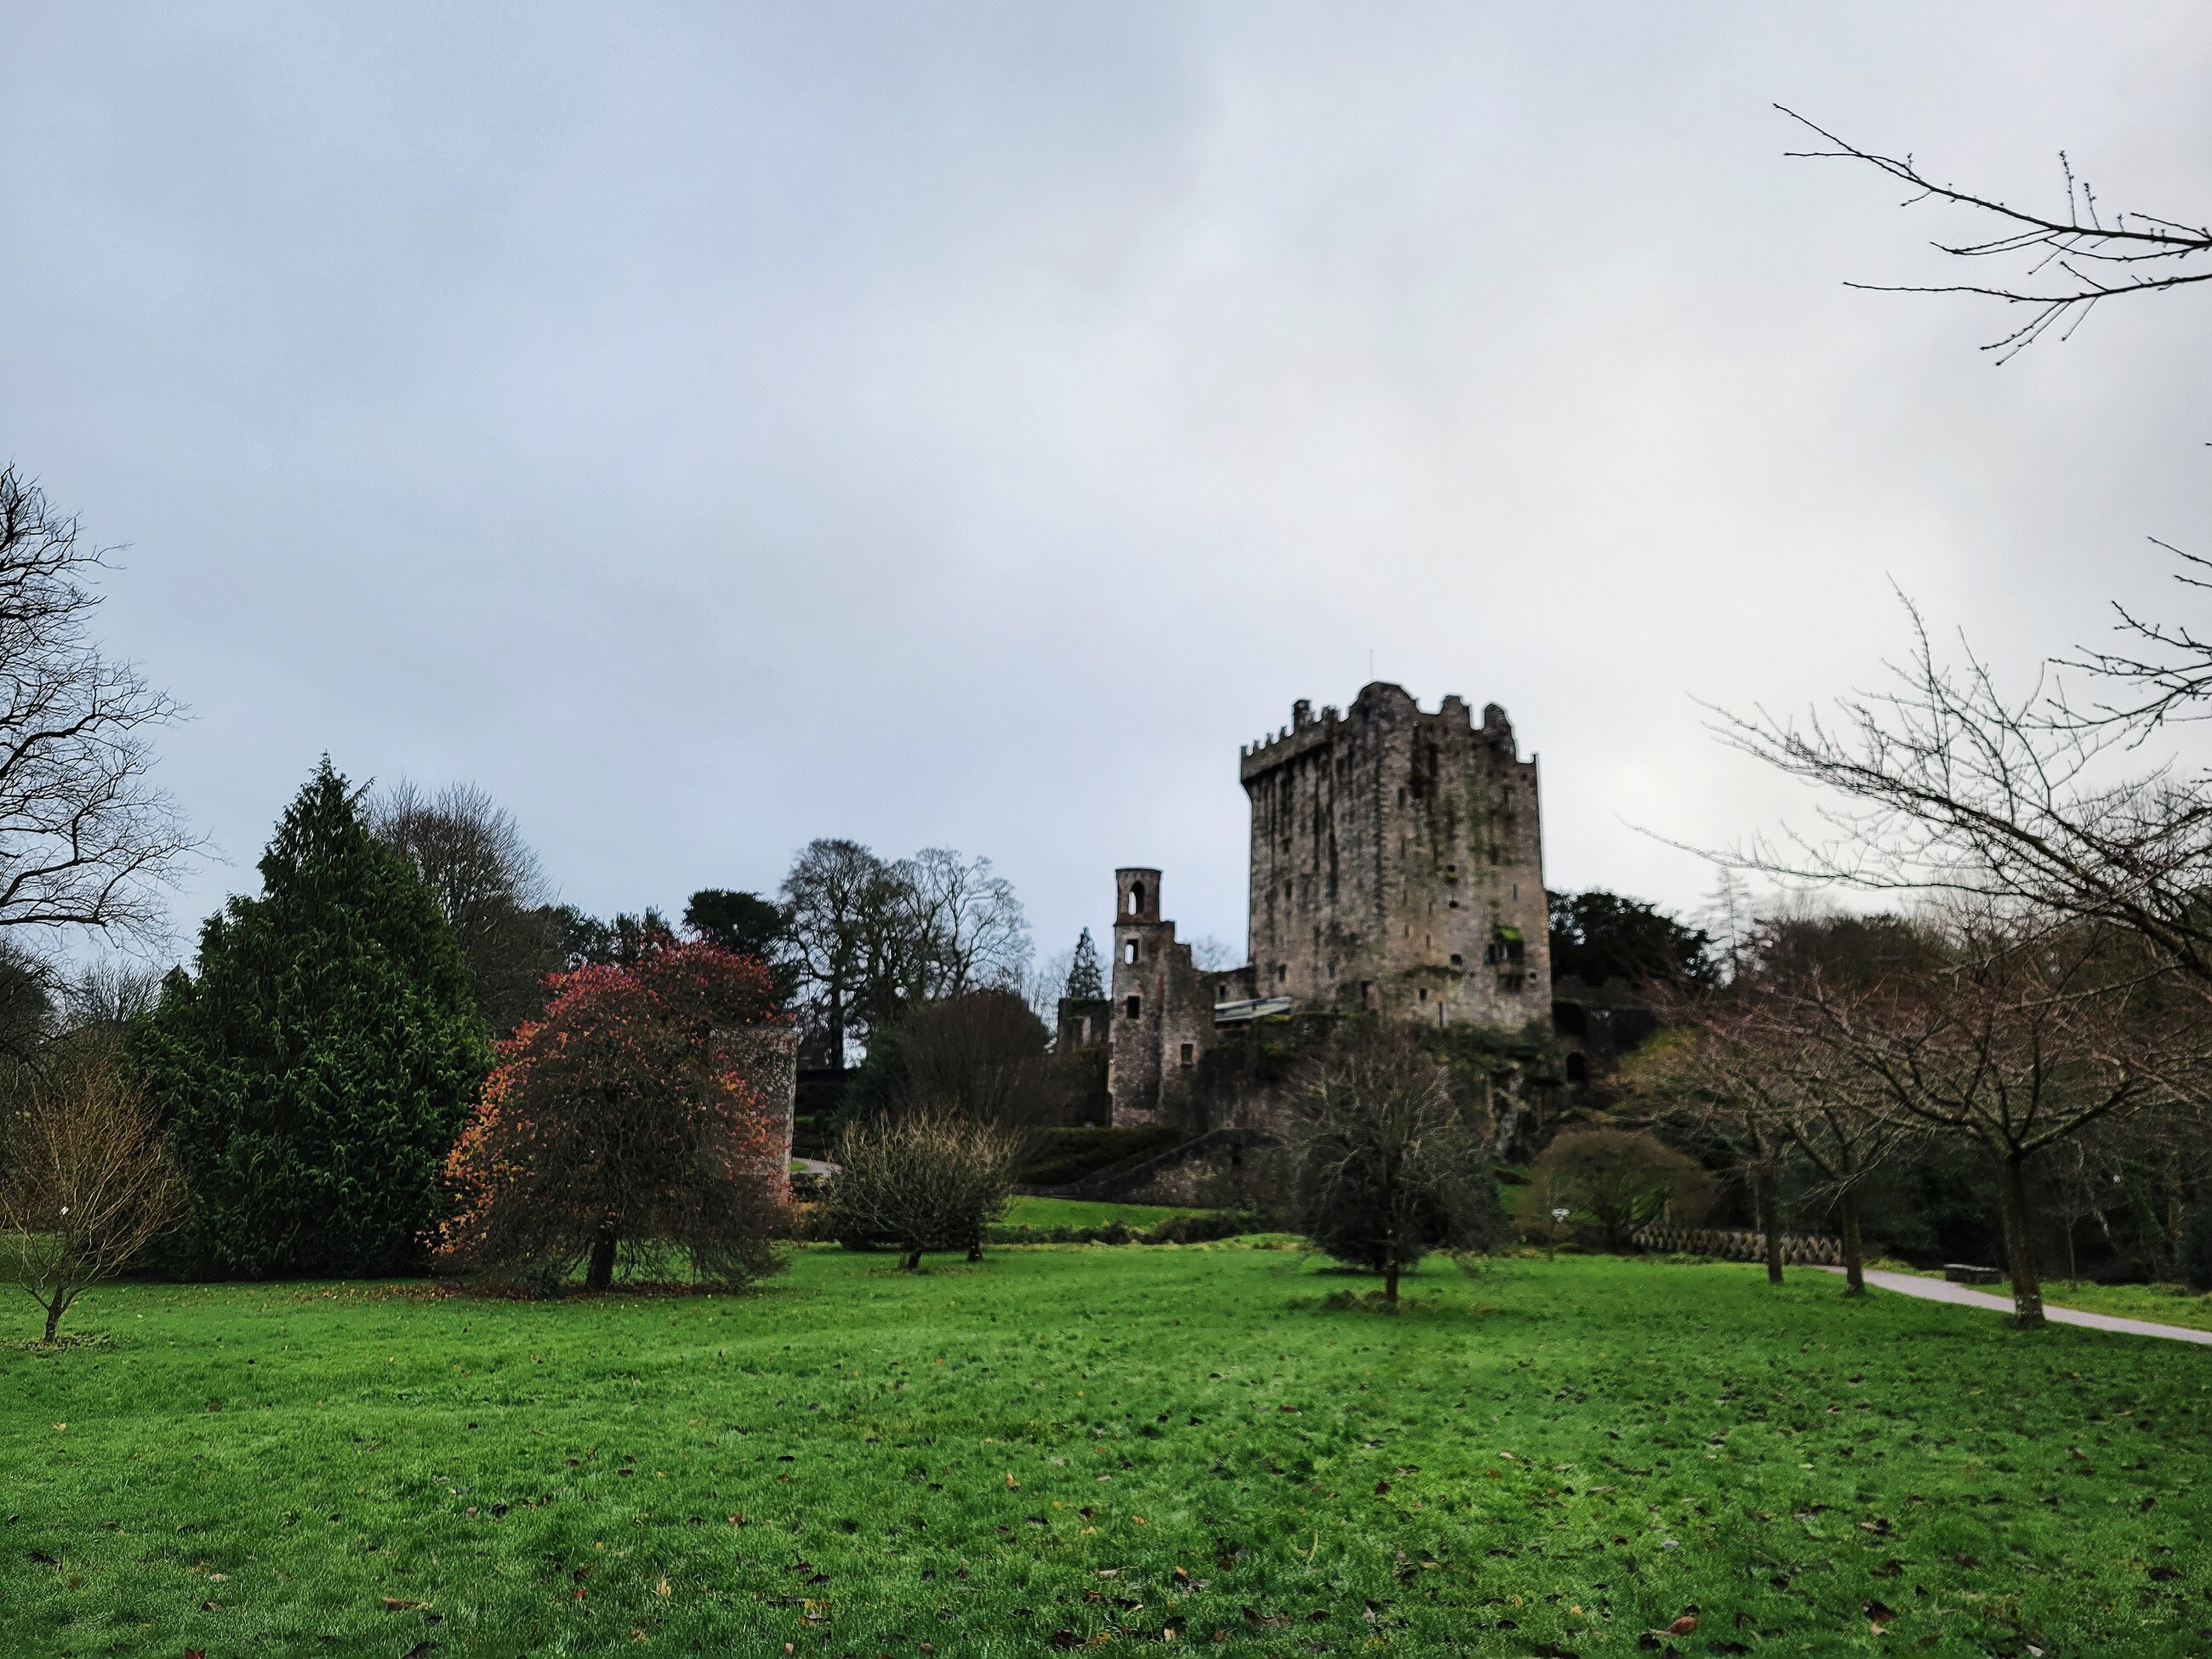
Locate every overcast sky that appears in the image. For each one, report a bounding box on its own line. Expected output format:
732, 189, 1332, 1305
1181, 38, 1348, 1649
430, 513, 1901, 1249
4, 3, 2209, 972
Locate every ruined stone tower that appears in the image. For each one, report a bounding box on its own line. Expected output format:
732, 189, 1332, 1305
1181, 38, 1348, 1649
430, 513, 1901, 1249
1105, 868, 1215, 1125
1240, 683, 1548, 1029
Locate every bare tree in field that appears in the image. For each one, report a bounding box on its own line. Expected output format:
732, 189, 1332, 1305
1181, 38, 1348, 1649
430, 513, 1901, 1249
0, 470, 194, 943
1288, 1025, 1498, 1304
0, 1046, 182, 1343
1782, 108, 2212, 361
1629, 1012, 1796, 1286
1787, 912, 2191, 1326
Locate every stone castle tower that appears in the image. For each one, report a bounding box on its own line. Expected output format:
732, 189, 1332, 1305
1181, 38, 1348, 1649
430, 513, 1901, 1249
1103, 869, 1217, 1126
1069, 682, 1550, 1128
1238, 682, 1548, 1028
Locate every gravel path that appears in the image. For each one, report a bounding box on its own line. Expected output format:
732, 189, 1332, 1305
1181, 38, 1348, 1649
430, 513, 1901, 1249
1830, 1267, 2212, 1347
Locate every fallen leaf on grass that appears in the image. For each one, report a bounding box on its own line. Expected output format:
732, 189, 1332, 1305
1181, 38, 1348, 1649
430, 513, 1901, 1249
382, 1598, 422, 1611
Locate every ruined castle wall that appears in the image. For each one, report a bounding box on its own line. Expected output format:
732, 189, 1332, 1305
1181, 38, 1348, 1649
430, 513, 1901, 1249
1240, 683, 1549, 1033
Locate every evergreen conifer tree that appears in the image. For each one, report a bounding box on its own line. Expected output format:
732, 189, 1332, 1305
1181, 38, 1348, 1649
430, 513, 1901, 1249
140, 760, 491, 1277
1064, 927, 1104, 1000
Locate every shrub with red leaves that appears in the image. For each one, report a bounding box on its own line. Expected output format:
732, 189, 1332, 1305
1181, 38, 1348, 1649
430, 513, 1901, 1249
436, 941, 790, 1291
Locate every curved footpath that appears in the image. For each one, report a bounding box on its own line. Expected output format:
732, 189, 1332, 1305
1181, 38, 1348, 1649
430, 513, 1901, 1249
1827, 1266, 2212, 1347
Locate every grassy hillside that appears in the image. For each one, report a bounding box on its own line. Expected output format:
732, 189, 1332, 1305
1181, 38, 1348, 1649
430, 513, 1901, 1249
3, 1248, 2209, 1655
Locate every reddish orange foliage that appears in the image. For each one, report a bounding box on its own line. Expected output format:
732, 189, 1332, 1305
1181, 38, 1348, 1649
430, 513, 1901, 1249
436, 941, 789, 1288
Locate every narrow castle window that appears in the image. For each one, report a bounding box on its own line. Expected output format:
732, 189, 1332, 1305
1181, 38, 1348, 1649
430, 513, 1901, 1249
1126, 883, 1144, 915
1179, 1043, 1194, 1067
1124, 939, 1139, 965
1450, 954, 1463, 969
1125, 995, 1141, 1018
1418, 987, 1428, 1001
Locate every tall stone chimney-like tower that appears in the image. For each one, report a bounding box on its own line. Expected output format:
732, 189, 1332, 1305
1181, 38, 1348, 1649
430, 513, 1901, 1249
1105, 868, 1216, 1125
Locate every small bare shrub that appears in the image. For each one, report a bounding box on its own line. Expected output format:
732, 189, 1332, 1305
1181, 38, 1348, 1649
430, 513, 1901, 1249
826, 1112, 1023, 1269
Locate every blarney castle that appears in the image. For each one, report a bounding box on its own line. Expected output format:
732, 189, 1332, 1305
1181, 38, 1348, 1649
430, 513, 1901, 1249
1057, 682, 1554, 1154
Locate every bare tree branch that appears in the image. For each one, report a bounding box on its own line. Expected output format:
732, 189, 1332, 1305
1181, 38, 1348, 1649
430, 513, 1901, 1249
1780, 106, 2212, 361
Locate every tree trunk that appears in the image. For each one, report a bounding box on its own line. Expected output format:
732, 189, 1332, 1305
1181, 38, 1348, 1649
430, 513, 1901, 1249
902, 1245, 922, 1271
1384, 1255, 1400, 1306
1839, 1187, 1866, 1297
43, 1297, 62, 1345
1997, 1154, 2045, 1328
1754, 1165, 1783, 1285
585, 1228, 616, 1292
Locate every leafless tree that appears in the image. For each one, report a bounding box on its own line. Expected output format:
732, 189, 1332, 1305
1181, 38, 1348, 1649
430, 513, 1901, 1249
57, 956, 160, 1033
1782, 107, 2212, 361
1288, 1024, 1498, 1303
370, 778, 562, 1034
1781, 909, 2196, 1325
824, 1109, 1024, 1269
1626, 1018, 1793, 1285
0, 470, 195, 944
1710, 601, 2212, 989
898, 847, 1032, 1001
0, 1044, 182, 1343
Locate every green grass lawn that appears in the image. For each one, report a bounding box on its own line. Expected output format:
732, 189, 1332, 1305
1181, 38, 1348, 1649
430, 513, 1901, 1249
1000, 1196, 1204, 1231
4, 1250, 2210, 1656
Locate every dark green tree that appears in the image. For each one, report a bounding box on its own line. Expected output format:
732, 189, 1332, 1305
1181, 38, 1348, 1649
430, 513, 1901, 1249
1063, 927, 1104, 1000
140, 760, 492, 1278
1548, 889, 1715, 988
684, 887, 799, 1004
